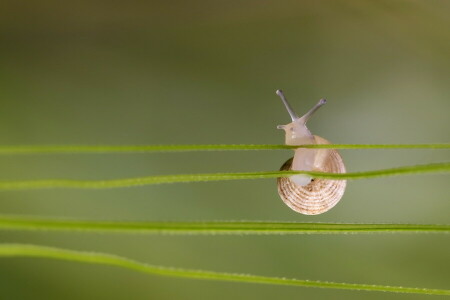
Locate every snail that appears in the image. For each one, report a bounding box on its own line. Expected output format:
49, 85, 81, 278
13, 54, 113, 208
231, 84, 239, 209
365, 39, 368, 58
275, 90, 346, 215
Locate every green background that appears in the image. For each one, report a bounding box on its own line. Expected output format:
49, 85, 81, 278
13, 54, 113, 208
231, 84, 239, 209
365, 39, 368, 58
0, 1, 449, 299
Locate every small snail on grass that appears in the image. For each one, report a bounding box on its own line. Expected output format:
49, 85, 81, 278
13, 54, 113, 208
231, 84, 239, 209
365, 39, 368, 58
276, 90, 346, 215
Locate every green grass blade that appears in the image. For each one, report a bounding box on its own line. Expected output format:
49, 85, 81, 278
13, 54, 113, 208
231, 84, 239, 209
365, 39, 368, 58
0, 216, 448, 235
0, 244, 448, 295
0, 143, 448, 154
0, 162, 447, 190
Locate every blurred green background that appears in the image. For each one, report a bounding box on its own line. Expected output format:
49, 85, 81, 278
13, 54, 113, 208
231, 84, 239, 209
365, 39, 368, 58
0, 1, 449, 299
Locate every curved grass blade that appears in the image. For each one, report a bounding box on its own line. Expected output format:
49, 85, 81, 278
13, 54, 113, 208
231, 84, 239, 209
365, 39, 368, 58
0, 162, 447, 190
0, 244, 448, 295
0, 216, 448, 235
0, 143, 448, 155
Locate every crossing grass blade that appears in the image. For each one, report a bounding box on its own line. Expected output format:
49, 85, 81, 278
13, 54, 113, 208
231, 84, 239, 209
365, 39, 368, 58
0, 162, 447, 190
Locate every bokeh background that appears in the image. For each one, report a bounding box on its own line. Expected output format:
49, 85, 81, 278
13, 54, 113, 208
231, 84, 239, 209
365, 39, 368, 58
0, 1, 449, 299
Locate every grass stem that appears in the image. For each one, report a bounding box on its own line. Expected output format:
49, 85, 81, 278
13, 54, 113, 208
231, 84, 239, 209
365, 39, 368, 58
0, 143, 448, 155
0, 244, 448, 295
0, 216, 448, 235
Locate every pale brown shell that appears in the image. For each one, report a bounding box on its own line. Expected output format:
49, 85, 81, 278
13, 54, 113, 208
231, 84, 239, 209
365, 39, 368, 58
277, 140, 347, 215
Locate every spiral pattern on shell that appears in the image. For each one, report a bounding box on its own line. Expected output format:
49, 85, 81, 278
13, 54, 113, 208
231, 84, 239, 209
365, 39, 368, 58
277, 146, 347, 215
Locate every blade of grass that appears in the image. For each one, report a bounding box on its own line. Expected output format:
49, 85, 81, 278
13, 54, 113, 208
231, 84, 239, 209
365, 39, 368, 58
0, 216, 448, 235
0, 162, 447, 190
0, 244, 448, 296
0, 143, 448, 154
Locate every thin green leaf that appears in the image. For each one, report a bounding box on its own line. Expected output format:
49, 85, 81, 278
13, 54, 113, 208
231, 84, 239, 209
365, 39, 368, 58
0, 216, 448, 235
0, 162, 447, 190
0, 143, 448, 154
0, 244, 448, 295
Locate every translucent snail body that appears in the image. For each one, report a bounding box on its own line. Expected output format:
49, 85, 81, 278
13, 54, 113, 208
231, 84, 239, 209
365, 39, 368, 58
276, 90, 346, 215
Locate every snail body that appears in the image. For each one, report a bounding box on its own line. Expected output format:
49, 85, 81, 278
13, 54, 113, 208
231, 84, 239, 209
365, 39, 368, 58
276, 90, 346, 215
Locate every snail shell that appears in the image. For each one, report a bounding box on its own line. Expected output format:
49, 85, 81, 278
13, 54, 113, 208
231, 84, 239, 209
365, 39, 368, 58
275, 90, 346, 215
277, 136, 347, 215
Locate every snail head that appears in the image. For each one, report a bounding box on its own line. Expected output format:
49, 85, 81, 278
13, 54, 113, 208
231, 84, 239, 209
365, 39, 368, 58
276, 89, 326, 146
